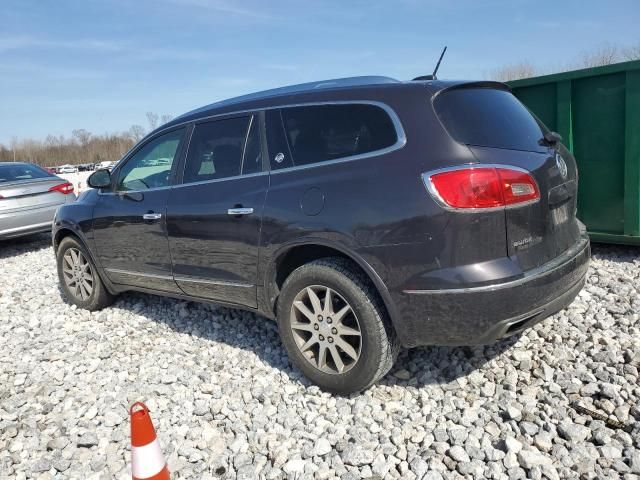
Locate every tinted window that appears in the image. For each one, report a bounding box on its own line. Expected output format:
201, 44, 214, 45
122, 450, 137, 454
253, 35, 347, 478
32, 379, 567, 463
278, 104, 397, 168
183, 117, 250, 183
117, 128, 185, 191
241, 116, 262, 175
0, 164, 52, 182
434, 88, 546, 152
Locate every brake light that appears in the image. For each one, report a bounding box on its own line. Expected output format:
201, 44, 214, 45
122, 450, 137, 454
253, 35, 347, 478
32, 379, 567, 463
49, 182, 74, 195
425, 167, 539, 210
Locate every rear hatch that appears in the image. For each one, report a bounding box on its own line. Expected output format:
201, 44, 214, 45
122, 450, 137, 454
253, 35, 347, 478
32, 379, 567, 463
433, 84, 581, 270
0, 164, 71, 214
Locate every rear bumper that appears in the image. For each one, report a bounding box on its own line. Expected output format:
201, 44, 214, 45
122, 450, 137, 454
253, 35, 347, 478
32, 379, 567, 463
394, 232, 591, 347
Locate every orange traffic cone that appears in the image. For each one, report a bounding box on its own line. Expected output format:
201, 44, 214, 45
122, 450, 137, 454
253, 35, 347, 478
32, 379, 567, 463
130, 402, 170, 480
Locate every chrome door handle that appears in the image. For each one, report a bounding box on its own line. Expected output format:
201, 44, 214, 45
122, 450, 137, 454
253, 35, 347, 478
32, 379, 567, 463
227, 207, 254, 216
142, 213, 162, 220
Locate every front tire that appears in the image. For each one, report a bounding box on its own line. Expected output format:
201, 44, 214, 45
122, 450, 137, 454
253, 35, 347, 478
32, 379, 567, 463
56, 236, 114, 311
277, 258, 399, 394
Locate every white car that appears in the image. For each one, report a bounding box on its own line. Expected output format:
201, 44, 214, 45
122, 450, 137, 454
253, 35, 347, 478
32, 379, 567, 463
96, 161, 114, 170
58, 165, 78, 174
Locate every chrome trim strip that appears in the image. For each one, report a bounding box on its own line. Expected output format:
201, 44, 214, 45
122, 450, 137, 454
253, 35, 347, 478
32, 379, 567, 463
403, 233, 589, 295
99, 101, 406, 189
269, 101, 407, 175
421, 163, 541, 213
98, 185, 173, 196
105, 268, 174, 281
170, 171, 268, 189
152, 100, 405, 139
174, 276, 253, 288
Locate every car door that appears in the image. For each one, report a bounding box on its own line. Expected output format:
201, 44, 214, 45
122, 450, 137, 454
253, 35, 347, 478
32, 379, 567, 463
92, 127, 188, 292
166, 113, 268, 307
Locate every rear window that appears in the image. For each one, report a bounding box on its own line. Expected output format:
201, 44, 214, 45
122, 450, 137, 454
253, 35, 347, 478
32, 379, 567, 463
277, 103, 397, 168
0, 164, 52, 183
434, 87, 546, 152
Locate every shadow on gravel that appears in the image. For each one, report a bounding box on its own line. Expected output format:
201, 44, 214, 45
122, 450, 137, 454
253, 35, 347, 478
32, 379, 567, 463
590, 242, 640, 260
0, 233, 51, 259
378, 335, 521, 390
64, 241, 637, 393
108, 290, 522, 393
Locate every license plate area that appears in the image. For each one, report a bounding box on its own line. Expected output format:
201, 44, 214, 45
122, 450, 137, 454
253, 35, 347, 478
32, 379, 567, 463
551, 203, 570, 226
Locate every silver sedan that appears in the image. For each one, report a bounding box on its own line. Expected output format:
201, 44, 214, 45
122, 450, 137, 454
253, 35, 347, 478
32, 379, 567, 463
0, 162, 76, 239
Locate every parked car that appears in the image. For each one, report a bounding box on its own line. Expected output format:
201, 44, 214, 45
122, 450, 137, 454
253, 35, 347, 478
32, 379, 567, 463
58, 165, 78, 174
1, 162, 75, 239
52, 76, 590, 393
96, 161, 114, 171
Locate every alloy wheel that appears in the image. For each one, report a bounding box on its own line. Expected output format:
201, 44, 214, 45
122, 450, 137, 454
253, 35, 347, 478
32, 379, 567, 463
289, 285, 362, 374
62, 248, 94, 301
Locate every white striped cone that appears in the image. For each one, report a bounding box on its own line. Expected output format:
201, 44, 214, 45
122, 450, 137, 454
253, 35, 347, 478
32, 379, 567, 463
130, 402, 169, 480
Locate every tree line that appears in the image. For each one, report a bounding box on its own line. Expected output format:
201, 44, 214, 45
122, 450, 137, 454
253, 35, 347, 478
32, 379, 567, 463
0, 112, 172, 167
489, 41, 640, 82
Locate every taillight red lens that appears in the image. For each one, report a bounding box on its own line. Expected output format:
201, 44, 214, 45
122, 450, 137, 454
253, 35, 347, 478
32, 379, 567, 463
427, 167, 539, 210
49, 182, 74, 195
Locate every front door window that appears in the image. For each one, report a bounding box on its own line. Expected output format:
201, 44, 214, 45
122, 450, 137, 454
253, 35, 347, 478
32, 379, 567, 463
117, 128, 185, 191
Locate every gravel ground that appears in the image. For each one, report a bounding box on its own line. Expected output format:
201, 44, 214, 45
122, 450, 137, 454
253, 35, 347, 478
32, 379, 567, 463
0, 235, 639, 480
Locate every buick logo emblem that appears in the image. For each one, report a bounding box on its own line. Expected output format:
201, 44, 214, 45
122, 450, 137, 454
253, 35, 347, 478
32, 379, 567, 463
555, 153, 568, 179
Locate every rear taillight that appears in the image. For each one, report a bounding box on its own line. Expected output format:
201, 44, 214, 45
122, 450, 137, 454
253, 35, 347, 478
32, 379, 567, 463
424, 166, 539, 210
49, 182, 74, 195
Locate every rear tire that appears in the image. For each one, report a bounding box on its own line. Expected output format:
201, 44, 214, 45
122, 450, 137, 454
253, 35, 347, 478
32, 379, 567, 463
277, 257, 399, 394
56, 236, 114, 311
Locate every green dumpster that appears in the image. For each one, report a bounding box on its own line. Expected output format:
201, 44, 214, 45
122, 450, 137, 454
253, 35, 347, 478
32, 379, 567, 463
508, 60, 640, 246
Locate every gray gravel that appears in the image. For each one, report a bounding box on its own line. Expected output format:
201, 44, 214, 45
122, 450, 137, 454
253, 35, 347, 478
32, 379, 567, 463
1, 234, 639, 479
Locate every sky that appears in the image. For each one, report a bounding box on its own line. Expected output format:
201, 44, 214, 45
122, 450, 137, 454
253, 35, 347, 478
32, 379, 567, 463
0, 0, 638, 145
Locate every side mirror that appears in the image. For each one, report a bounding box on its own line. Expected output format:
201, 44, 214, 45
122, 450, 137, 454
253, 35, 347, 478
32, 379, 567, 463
87, 169, 112, 189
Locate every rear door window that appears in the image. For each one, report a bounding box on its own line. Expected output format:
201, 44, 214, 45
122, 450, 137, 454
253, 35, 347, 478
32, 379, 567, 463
183, 116, 253, 183
268, 103, 397, 170
434, 87, 547, 152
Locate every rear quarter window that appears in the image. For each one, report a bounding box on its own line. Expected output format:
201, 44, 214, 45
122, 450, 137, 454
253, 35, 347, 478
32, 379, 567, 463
276, 103, 398, 168
434, 88, 547, 153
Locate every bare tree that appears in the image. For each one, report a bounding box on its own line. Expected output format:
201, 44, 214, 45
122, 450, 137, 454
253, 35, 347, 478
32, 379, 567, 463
489, 41, 639, 82
72, 129, 92, 146
578, 43, 620, 68
129, 124, 146, 142
146, 112, 159, 131
10, 136, 17, 162
160, 114, 173, 125
622, 43, 640, 61
489, 61, 538, 82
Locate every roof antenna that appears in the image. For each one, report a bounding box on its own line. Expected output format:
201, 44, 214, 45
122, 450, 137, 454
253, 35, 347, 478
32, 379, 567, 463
412, 46, 447, 81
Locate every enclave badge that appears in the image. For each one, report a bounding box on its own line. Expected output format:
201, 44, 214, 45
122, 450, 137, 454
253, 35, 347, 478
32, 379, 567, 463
555, 152, 568, 179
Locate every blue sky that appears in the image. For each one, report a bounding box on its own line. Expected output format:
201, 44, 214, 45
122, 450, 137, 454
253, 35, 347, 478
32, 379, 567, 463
1, 0, 638, 145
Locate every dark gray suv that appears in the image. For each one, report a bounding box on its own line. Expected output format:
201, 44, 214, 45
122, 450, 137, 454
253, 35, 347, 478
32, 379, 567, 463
53, 76, 590, 393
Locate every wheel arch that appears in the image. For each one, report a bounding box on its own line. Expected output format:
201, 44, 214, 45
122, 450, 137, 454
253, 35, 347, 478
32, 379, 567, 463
264, 240, 399, 329
53, 225, 115, 295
